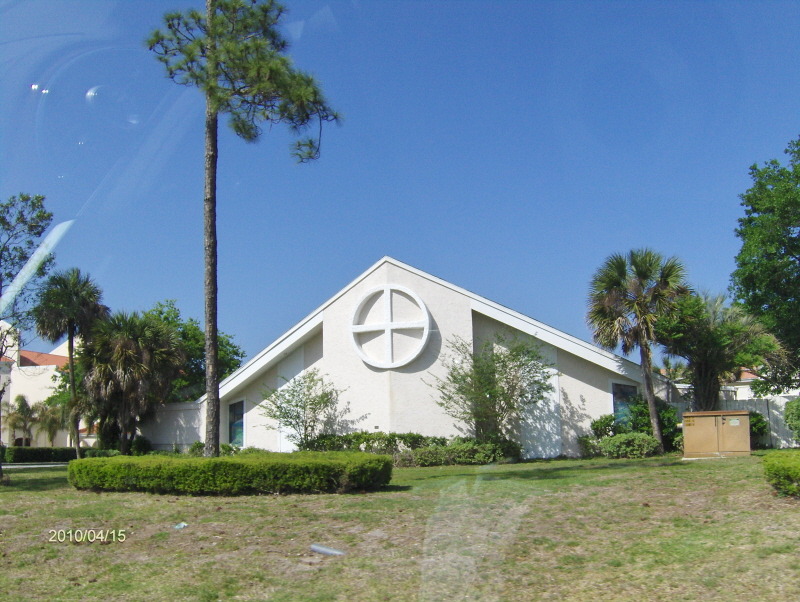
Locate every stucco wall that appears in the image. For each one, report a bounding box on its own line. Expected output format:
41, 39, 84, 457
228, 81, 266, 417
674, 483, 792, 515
313, 262, 472, 438
557, 348, 640, 456
140, 401, 204, 451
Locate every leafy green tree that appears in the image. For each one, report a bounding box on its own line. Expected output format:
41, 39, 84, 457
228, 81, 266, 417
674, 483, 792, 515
587, 249, 688, 451
432, 335, 554, 444
731, 136, 800, 392
33, 268, 108, 456
783, 398, 800, 443
260, 368, 345, 450
656, 293, 782, 411
148, 0, 338, 456
0, 192, 53, 475
81, 312, 184, 455
2, 395, 38, 446
145, 300, 244, 403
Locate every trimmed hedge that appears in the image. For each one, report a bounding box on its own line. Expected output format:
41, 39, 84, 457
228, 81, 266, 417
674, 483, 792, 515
597, 432, 660, 459
67, 451, 392, 495
305, 431, 448, 454
5, 447, 78, 463
763, 450, 800, 497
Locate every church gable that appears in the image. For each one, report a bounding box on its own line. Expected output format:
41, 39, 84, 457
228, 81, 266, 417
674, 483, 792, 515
144, 257, 645, 457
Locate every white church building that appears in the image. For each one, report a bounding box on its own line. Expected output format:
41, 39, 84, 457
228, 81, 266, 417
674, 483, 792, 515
142, 257, 653, 458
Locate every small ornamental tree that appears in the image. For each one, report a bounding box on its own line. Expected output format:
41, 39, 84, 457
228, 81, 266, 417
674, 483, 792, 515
260, 368, 346, 450
431, 335, 554, 444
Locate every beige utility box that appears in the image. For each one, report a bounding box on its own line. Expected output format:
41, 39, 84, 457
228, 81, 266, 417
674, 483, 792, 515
682, 411, 751, 458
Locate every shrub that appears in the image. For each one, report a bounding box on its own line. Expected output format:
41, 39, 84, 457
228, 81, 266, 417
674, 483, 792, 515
392, 437, 519, 467
130, 435, 153, 456
597, 433, 660, 459
83, 449, 122, 458
749, 411, 769, 437
305, 432, 448, 454
4, 447, 78, 463
187, 441, 205, 457
749, 411, 770, 448
783, 399, 800, 442
219, 443, 240, 456
763, 451, 800, 497
590, 415, 618, 439
67, 451, 392, 495
578, 435, 601, 458
623, 396, 680, 452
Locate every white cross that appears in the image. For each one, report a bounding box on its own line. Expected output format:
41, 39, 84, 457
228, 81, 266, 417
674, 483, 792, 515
351, 285, 431, 369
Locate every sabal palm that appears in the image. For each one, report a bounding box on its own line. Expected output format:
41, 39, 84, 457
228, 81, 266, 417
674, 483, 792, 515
588, 249, 688, 449
82, 312, 184, 454
33, 268, 108, 454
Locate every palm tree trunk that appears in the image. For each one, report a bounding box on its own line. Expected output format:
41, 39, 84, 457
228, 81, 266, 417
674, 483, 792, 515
67, 331, 81, 458
639, 341, 664, 452
0, 382, 5, 480
203, 66, 221, 458
693, 364, 721, 411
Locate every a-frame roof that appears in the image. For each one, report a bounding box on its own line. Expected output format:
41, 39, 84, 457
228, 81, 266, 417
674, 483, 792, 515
214, 257, 642, 402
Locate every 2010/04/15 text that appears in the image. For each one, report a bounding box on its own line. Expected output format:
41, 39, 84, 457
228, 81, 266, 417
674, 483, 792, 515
48, 529, 126, 543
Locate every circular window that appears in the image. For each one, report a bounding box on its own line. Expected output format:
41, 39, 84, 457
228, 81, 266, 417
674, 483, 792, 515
351, 285, 431, 369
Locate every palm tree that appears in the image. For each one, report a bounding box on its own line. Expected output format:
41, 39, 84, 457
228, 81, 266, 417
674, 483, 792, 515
33, 268, 108, 456
2, 395, 38, 446
657, 293, 782, 411
33, 401, 66, 447
588, 249, 688, 450
82, 312, 184, 454
653, 356, 691, 407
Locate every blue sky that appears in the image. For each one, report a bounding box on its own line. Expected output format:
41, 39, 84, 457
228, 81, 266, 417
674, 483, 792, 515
2, 0, 799, 361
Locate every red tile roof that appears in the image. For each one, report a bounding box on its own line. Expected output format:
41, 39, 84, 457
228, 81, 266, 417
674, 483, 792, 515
19, 350, 68, 368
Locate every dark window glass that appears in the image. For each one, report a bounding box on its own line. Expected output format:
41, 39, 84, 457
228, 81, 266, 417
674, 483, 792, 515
612, 383, 638, 426
229, 401, 244, 446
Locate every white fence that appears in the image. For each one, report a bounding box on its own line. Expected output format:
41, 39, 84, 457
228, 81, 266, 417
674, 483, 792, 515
671, 395, 797, 449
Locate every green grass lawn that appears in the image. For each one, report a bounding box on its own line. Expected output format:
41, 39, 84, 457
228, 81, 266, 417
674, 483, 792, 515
1, 454, 799, 601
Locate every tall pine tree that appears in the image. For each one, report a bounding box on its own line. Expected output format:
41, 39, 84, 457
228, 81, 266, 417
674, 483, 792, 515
148, 0, 337, 455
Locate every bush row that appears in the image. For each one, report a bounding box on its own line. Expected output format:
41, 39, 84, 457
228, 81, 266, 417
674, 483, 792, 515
3, 447, 78, 463
394, 437, 521, 467
304, 431, 448, 454
763, 450, 800, 497
579, 432, 662, 459
67, 451, 392, 495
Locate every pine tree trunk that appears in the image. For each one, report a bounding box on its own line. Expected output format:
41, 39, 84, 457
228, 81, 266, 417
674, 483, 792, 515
203, 88, 220, 458
67, 331, 81, 458
639, 342, 664, 453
